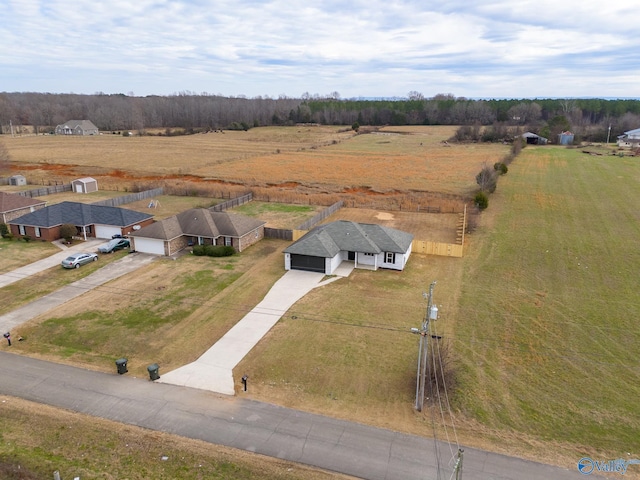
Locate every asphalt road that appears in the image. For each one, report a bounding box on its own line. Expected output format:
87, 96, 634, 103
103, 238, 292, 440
0, 352, 590, 480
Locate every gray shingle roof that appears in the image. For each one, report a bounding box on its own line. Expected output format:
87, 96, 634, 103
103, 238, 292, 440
9, 201, 153, 227
284, 221, 413, 257
131, 208, 266, 240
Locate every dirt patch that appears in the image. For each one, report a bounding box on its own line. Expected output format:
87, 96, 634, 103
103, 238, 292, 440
375, 212, 394, 220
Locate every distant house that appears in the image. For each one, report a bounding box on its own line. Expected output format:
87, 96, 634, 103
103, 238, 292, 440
72, 177, 98, 193
54, 120, 99, 136
8, 201, 154, 241
521, 132, 548, 145
0, 192, 46, 224
129, 208, 266, 256
284, 220, 414, 274
616, 128, 640, 148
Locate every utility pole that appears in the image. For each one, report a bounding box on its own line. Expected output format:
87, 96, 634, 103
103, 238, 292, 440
454, 449, 464, 479
10, 119, 14, 137
413, 281, 436, 412
606, 123, 611, 145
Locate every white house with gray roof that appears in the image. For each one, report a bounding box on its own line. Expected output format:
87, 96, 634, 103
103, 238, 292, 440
617, 128, 640, 148
284, 220, 413, 274
55, 120, 99, 135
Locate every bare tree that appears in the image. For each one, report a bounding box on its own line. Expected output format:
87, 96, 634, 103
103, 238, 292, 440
0, 140, 11, 174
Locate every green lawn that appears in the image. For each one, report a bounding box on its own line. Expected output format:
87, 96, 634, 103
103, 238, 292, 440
0, 238, 59, 273
454, 147, 640, 455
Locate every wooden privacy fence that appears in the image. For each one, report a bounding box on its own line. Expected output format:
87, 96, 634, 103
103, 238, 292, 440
91, 187, 164, 207
296, 201, 343, 230
264, 227, 293, 241
18, 184, 71, 197
211, 192, 252, 212
412, 240, 463, 257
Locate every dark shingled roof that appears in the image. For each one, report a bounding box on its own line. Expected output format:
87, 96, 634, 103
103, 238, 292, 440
9, 201, 153, 227
130, 208, 266, 240
284, 220, 413, 257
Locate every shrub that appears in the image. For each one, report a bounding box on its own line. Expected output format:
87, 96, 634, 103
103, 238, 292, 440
192, 245, 206, 256
493, 162, 508, 175
474, 191, 489, 210
476, 166, 497, 193
59, 223, 76, 243
204, 245, 235, 257
0, 223, 9, 238
22, 235, 32, 242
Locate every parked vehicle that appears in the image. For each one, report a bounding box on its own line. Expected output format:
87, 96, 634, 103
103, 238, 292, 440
61, 252, 98, 269
98, 238, 130, 253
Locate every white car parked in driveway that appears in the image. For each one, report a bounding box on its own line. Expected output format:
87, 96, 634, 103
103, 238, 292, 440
61, 252, 98, 268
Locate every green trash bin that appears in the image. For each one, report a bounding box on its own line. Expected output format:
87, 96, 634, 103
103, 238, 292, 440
115, 358, 128, 375
147, 363, 160, 381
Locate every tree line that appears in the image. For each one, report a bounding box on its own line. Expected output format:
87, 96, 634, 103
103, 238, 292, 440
1, 91, 639, 142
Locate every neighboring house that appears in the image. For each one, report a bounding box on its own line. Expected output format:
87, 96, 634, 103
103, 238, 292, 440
54, 120, 99, 136
284, 220, 414, 274
521, 132, 548, 145
72, 177, 98, 193
0, 192, 46, 224
616, 128, 640, 148
8, 201, 154, 241
129, 208, 266, 256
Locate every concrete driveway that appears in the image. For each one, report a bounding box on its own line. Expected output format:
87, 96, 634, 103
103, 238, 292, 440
0, 251, 156, 333
0, 238, 105, 288
159, 265, 355, 395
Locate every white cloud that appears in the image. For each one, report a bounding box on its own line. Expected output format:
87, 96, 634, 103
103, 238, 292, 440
0, 0, 638, 98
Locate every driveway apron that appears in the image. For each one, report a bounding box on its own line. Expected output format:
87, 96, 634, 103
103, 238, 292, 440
159, 269, 331, 394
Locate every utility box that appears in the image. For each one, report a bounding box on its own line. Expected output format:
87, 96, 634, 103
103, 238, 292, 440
115, 358, 128, 375
147, 363, 160, 381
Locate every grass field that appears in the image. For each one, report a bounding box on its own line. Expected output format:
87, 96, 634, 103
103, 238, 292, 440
452, 147, 640, 463
5, 126, 509, 205
0, 396, 351, 480
3, 132, 639, 475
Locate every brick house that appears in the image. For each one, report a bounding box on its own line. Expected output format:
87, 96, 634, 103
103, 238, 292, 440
9, 201, 154, 241
0, 192, 47, 224
129, 208, 266, 256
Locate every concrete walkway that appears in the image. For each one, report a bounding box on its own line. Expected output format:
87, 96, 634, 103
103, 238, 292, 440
159, 263, 355, 394
0, 238, 105, 288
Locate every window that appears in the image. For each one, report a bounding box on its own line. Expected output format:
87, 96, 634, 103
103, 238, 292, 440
19, 225, 25, 235
364, 253, 374, 256
385, 252, 396, 264
35, 227, 41, 238
225, 237, 232, 246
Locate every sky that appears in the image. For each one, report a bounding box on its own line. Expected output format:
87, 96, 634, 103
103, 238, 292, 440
1, 0, 639, 99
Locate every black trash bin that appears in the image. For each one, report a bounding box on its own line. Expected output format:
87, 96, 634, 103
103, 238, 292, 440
115, 358, 128, 375
147, 363, 160, 381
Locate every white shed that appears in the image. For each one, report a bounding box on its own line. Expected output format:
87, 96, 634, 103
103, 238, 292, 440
71, 177, 98, 194
9, 175, 27, 186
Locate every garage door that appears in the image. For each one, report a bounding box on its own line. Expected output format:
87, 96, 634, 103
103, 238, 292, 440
290, 254, 326, 273
132, 237, 165, 255
95, 225, 122, 239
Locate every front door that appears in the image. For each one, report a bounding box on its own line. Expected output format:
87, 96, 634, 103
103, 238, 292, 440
348, 251, 355, 261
